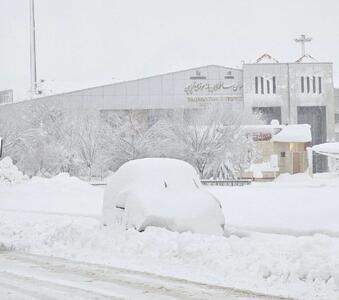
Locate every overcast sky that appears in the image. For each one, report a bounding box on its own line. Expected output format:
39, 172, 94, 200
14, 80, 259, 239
1, 0, 339, 101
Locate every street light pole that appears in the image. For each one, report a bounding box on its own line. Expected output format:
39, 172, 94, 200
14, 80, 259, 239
29, 0, 38, 98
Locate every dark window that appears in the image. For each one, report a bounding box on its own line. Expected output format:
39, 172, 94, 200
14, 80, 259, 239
260, 77, 264, 94
190, 76, 206, 80
301, 76, 304, 93
313, 76, 316, 93
255, 77, 259, 94
252, 107, 282, 124
266, 80, 270, 94
318, 77, 322, 94
272, 76, 276, 94
281, 152, 286, 158
307, 76, 310, 93
297, 106, 327, 172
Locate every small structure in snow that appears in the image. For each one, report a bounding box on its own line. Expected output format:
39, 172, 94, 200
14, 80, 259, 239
312, 142, 339, 158
309, 143, 339, 174
243, 123, 312, 180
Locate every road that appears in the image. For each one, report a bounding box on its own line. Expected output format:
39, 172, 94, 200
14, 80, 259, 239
0, 251, 292, 300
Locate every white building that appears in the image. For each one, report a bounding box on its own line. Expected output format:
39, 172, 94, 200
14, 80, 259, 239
0, 56, 338, 171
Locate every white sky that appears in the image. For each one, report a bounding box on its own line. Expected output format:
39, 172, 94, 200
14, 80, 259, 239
1, 0, 339, 101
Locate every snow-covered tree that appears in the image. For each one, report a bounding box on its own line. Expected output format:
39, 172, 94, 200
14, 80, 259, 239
100, 110, 172, 170
164, 105, 260, 179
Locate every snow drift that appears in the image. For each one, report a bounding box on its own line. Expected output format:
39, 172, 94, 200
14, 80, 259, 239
0, 173, 102, 216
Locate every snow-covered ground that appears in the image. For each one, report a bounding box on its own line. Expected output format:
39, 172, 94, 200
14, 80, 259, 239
1, 170, 339, 299
211, 172, 339, 237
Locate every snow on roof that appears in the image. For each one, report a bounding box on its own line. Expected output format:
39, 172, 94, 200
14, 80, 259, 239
295, 54, 318, 63
312, 143, 339, 157
271, 124, 312, 143
256, 53, 279, 64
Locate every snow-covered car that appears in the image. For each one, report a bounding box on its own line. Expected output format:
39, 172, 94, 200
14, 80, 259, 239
102, 158, 225, 236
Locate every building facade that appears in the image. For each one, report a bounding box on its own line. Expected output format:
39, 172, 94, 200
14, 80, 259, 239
0, 58, 337, 171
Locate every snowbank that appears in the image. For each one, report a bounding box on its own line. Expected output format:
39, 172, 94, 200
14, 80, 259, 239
1, 171, 339, 299
0, 157, 28, 184
1, 211, 339, 300
0, 173, 102, 216
103, 158, 225, 235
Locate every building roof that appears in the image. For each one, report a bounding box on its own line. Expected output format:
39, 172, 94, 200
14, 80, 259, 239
255, 53, 279, 64
243, 123, 312, 143
271, 124, 312, 143
15, 64, 242, 103
295, 54, 318, 63
312, 143, 339, 158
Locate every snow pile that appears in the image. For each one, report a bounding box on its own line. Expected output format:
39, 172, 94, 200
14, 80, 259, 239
245, 155, 279, 178
0, 157, 28, 184
1, 211, 339, 300
0, 173, 102, 216
103, 158, 225, 235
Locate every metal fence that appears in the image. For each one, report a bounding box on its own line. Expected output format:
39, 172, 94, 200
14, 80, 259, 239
200, 179, 252, 186
90, 179, 252, 187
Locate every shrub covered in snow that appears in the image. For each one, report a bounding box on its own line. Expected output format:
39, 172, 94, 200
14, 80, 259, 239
102, 158, 225, 235
0, 157, 28, 184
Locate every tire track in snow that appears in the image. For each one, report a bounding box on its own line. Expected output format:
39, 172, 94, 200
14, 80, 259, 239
0, 251, 294, 300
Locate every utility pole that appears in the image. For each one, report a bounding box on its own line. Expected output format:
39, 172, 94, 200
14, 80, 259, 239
29, 0, 38, 98
294, 34, 312, 57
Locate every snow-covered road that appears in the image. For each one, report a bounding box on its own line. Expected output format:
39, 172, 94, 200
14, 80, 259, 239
0, 251, 289, 300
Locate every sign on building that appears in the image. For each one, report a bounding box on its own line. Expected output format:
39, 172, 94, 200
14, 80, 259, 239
0, 89, 13, 105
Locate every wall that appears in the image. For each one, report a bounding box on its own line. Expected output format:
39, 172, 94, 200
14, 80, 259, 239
288, 63, 335, 142
243, 62, 336, 144
243, 63, 289, 124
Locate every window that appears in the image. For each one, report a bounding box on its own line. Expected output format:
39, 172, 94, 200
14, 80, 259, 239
281, 152, 286, 158
313, 76, 316, 93
318, 77, 322, 94
255, 77, 259, 94
266, 80, 270, 94
301, 76, 305, 93
272, 76, 276, 94
252, 107, 282, 124
306, 76, 310, 93
260, 77, 264, 94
